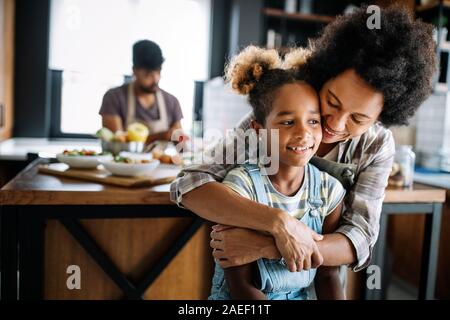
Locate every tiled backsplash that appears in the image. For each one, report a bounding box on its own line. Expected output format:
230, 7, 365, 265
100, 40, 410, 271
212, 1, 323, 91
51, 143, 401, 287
415, 92, 450, 168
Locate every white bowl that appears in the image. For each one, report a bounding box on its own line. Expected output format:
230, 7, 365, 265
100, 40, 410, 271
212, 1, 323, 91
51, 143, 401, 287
101, 140, 144, 155
118, 151, 153, 161
56, 153, 113, 169
101, 159, 160, 177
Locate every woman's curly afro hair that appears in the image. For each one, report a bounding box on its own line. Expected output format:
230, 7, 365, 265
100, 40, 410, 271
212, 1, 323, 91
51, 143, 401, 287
304, 5, 437, 126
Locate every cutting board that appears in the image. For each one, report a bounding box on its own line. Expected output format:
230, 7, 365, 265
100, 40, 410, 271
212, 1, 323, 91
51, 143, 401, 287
38, 163, 179, 188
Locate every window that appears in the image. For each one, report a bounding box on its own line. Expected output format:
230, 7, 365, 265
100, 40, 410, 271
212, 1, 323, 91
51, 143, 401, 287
49, 0, 211, 136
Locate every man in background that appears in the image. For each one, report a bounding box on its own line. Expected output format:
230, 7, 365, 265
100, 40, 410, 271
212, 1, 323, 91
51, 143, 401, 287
99, 40, 183, 144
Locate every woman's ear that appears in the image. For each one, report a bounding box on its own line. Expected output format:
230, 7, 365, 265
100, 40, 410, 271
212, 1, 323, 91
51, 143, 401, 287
251, 120, 263, 135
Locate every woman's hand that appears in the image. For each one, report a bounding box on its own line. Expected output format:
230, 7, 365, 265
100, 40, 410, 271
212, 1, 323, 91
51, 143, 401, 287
271, 214, 324, 272
210, 225, 278, 268
210, 215, 325, 273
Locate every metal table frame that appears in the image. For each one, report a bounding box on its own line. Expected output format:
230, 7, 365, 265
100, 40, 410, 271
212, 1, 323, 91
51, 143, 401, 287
364, 202, 443, 300
1, 204, 203, 300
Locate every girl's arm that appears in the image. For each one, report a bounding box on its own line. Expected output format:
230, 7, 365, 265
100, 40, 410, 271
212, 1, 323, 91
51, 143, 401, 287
314, 202, 345, 300
224, 264, 267, 300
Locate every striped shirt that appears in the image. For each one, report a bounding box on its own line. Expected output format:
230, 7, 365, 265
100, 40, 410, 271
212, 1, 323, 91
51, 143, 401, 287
170, 111, 395, 271
223, 165, 346, 222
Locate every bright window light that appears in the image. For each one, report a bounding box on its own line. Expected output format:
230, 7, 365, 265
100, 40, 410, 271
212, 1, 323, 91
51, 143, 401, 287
49, 0, 211, 135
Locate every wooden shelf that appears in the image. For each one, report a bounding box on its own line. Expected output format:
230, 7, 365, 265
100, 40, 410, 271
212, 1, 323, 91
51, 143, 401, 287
416, 0, 450, 12
263, 8, 334, 24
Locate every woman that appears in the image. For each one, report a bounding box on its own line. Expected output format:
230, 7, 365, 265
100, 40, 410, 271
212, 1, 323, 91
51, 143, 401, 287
170, 6, 436, 275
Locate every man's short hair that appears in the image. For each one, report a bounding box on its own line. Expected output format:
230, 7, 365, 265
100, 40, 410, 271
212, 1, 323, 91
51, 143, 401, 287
132, 40, 165, 70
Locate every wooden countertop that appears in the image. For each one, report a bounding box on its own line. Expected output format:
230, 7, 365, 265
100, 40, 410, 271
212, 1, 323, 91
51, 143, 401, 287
0, 159, 446, 205
0, 158, 176, 205
384, 184, 446, 203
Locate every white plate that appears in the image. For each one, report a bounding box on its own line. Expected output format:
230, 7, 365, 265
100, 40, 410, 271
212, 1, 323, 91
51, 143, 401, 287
101, 159, 160, 177
56, 153, 113, 169
118, 151, 153, 161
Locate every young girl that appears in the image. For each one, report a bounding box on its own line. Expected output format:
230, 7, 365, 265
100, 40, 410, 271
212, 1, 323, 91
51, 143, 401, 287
209, 46, 346, 300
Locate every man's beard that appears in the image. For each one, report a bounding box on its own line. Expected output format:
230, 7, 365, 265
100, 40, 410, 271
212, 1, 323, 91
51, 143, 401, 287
139, 84, 158, 94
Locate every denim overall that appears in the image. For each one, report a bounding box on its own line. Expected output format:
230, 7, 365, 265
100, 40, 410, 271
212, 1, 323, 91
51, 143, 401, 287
209, 163, 324, 300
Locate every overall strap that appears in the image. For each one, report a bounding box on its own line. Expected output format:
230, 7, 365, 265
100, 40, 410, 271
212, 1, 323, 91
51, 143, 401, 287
306, 163, 324, 216
243, 164, 269, 206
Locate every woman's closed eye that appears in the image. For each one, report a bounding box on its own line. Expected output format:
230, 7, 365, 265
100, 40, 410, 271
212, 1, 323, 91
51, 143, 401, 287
327, 99, 339, 108
351, 115, 368, 125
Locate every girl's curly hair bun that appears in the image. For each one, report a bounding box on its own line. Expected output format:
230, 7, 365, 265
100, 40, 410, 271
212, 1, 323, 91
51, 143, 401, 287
225, 46, 282, 95
282, 47, 312, 70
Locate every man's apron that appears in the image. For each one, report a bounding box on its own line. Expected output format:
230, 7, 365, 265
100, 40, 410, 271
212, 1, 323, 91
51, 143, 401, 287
126, 82, 170, 134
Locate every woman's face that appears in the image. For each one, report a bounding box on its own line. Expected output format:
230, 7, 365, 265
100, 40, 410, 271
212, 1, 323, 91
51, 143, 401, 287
254, 82, 322, 168
319, 69, 384, 144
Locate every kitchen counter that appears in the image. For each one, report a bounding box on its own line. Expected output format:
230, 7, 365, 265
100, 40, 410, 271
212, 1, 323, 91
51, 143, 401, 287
0, 157, 213, 300
0, 158, 176, 205
0, 138, 100, 161
414, 170, 450, 190
0, 157, 445, 205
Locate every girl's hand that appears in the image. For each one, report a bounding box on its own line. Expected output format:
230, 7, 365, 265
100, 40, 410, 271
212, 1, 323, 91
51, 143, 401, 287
272, 214, 324, 272
210, 227, 277, 268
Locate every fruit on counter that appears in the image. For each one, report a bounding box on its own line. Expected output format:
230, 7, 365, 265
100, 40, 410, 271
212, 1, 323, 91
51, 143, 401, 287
112, 131, 128, 143
170, 154, 183, 165
95, 127, 114, 142
62, 149, 109, 156
127, 122, 150, 142
113, 155, 152, 164
151, 149, 183, 165
151, 148, 164, 160
96, 123, 149, 143
159, 154, 172, 164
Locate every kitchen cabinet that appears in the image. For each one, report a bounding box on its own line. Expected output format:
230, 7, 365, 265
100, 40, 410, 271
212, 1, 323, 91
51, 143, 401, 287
0, 0, 14, 141
0, 157, 214, 300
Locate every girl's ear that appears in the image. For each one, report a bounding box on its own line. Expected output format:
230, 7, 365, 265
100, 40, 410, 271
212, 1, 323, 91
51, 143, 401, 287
251, 119, 263, 135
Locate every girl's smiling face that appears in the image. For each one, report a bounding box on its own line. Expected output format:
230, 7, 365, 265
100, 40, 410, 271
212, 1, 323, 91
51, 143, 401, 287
253, 82, 322, 168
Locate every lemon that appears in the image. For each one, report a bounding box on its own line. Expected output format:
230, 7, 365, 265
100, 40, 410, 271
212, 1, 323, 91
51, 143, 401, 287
127, 122, 149, 142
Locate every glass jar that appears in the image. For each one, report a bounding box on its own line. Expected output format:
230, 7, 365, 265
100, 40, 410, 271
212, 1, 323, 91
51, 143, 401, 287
390, 145, 416, 188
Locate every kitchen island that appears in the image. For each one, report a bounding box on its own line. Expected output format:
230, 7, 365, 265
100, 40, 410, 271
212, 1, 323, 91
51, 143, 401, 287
0, 157, 214, 300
